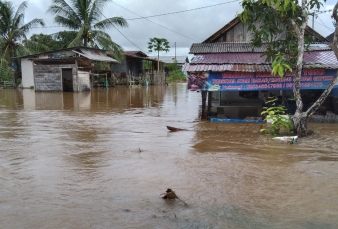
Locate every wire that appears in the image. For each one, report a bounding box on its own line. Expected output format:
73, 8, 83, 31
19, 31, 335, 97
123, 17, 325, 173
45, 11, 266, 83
124, 0, 241, 20
311, 9, 333, 14
98, 11, 148, 53
112, 1, 207, 42
29, 0, 240, 33
315, 15, 334, 32
112, 25, 148, 53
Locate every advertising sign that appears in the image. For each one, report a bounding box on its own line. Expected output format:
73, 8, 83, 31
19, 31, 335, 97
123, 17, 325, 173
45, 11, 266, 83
187, 69, 337, 91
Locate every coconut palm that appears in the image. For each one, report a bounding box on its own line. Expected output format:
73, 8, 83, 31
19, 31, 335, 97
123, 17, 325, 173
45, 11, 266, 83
47, 0, 128, 61
0, 0, 45, 65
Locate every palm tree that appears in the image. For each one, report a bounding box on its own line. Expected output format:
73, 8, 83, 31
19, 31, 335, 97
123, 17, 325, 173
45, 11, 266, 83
0, 0, 45, 65
47, 0, 128, 61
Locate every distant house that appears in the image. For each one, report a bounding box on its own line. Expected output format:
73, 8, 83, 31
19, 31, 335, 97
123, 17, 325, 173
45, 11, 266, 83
157, 56, 187, 64
326, 32, 334, 42
149, 55, 188, 70
111, 51, 161, 78
18, 47, 118, 92
184, 16, 338, 119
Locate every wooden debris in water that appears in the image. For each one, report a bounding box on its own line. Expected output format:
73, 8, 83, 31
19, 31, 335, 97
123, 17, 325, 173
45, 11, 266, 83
161, 188, 188, 205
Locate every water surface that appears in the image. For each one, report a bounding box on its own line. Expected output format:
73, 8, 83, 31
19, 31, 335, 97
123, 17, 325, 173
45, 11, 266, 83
1, 84, 338, 229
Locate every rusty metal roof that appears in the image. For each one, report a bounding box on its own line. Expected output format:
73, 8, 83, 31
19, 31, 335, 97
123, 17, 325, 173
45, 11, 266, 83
190, 42, 332, 54
72, 48, 118, 63
191, 53, 267, 64
183, 63, 271, 72
124, 51, 148, 57
184, 50, 338, 72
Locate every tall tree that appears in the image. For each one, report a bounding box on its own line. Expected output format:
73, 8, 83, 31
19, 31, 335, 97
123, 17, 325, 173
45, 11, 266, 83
148, 37, 170, 72
23, 34, 57, 53
24, 31, 78, 54
47, 0, 128, 61
0, 0, 44, 65
240, 0, 338, 136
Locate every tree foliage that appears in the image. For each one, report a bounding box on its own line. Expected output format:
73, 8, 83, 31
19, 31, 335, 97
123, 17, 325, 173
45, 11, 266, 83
24, 31, 79, 54
0, 0, 44, 65
240, 0, 338, 136
240, 0, 319, 76
167, 70, 186, 83
148, 37, 170, 72
261, 97, 294, 135
0, 65, 13, 82
165, 60, 186, 82
47, 0, 128, 61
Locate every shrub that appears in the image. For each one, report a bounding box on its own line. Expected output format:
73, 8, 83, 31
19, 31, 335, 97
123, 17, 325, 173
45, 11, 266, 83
0, 65, 13, 82
167, 70, 186, 82
260, 97, 294, 135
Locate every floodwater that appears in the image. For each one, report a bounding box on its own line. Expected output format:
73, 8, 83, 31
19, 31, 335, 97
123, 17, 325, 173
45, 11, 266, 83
0, 84, 338, 229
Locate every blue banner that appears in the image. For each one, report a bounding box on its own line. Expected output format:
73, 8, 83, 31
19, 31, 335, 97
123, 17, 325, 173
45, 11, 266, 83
187, 69, 337, 91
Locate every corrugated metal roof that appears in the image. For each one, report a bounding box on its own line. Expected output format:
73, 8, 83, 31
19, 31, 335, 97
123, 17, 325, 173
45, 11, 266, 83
72, 48, 119, 63
151, 56, 187, 64
184, 50, 338, 72
183, 63, 271, 72
191, 53, 267, 64
124, 51, 148, 57
190, 42, 332, 54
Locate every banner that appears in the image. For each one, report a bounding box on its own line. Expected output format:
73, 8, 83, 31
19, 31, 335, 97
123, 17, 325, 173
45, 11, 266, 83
187, 69, 337, 91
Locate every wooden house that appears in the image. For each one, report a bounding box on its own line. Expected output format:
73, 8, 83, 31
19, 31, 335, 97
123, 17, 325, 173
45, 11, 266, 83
111, 51, 164, 85
184, 16, 338, 119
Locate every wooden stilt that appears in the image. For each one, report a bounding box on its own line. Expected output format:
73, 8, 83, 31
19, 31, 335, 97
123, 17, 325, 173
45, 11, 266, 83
201, 91, 207, 119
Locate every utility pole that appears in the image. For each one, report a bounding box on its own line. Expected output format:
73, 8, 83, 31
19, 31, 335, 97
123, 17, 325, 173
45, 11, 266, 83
309, 9, 332, 30
174, 42, 176, 61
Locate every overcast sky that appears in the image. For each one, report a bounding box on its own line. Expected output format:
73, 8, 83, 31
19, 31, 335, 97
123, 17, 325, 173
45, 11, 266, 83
11, 0, 337, 58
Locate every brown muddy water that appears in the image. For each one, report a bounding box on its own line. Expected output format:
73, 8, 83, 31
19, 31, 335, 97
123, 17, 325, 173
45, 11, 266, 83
0, 84, 338, 229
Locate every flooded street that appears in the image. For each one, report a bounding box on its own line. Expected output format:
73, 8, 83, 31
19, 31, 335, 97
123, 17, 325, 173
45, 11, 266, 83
1, 84, 338, 229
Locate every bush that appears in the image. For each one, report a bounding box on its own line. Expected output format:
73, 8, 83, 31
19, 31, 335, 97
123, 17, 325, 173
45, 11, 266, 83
167, 70, 187, 82
260, 97, 294, 135
0, 65, 13, 82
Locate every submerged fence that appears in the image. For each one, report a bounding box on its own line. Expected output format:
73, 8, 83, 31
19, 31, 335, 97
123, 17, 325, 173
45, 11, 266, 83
113, 71, 166, 86
0, 81, 14, 88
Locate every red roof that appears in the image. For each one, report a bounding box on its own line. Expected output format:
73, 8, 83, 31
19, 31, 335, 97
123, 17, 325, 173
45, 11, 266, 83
184, 50, 338, 72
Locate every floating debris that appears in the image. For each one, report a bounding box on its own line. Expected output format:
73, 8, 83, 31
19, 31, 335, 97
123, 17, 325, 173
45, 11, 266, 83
272, 136, 298, 144
161, 188, 188, 206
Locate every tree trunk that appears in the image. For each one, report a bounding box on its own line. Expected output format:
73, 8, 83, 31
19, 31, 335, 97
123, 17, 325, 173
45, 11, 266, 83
292, 2, 338, 136
207, 91, 212, 116
291, 3, 307, 135
157, 51, 160, 72
201, 91, 207, 119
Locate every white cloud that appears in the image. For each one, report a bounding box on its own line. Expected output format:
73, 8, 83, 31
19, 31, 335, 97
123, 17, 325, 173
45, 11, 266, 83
11, 0, 336, 57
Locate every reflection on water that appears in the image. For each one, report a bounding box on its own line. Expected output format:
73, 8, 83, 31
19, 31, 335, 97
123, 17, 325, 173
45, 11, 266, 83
1, 85, 338, 229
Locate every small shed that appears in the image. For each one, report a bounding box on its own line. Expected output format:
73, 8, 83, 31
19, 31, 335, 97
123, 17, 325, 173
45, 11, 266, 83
18, 47, 118, 92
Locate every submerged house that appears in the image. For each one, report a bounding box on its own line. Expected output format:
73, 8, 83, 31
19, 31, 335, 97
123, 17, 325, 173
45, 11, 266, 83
18, 47, 118, 92
184, 16, 338, 120
111, 51, 165, 85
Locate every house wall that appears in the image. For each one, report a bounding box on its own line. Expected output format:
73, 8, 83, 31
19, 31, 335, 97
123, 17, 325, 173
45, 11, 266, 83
218, 91, 263, 118
112, 60, 127, 77
215, 21, 285, 42
34, 64, 91, 92
112, 59, 143, 77
21, 58, 34, 88
126, 60, 143, 76
76, 70, 90, 91
220, 22, 250, 42
39, 50, 75, 59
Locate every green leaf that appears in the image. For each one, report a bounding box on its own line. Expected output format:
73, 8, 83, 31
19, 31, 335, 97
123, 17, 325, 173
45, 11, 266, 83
291, 2, 296, 13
